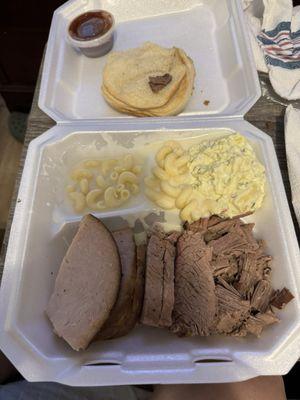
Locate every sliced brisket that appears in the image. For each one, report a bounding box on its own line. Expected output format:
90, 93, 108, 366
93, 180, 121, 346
214, 281, 250, 335
251, 280, 273, 313
270, 288, 294, 309
140, 215, 295, 340
133, 244, 147, 319
141, 230, 176, 328
244, 311, 280, 337
212, 255, 239, 281
208, 230, 249, 257
96, 227, 137, 340
234, 253, 258, 298
102, 243, 147, 340
240, 223, 259, 251
171, 230, 216, 337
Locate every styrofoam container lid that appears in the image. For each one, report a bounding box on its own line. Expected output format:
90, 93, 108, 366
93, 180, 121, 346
0, 118, 299, 385
39, 0, 260, 122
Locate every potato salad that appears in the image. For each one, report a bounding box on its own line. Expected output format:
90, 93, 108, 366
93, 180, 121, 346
188, 133, 266, 217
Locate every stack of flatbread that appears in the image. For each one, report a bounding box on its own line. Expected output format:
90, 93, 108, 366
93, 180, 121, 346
102, 42, 195, 117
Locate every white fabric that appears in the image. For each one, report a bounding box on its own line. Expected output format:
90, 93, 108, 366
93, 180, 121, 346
243, 0, 300, 100
284, 105, 300, 226
262, 0, 300, 100
243, 1, 300, 226
269, 67, 300, 100
243, 0, 268, 73
262, 0, 293, 29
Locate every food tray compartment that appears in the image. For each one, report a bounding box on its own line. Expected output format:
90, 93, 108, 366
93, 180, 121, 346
0, 119, 299, 385
39, 0, 260, 121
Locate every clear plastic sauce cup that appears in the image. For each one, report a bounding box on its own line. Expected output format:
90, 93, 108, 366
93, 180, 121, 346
67, 10, 115, 58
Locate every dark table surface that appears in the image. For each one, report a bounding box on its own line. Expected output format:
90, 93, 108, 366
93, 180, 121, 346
0, 71, 299, 280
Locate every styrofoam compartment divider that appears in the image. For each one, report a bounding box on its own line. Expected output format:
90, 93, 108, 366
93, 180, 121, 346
1, 0, 300, 387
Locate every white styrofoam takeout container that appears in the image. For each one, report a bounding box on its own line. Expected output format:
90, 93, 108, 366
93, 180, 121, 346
0, 122, 300, 386
0, 0, 300, 386
38, 0, 260, 121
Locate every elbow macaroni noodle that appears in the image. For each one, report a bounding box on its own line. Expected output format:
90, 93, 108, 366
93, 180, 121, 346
144, 140, 200, 223
164, 153, 179, 176
86, 189, 106, 210
122, 154, 134, 170
104, 187, 124, 207
79, 178, 89, 195
118, 171, 138, 185
144, 176, 159, 189
155, 195, 175, 210
84, 160, 101, 168
155, 146, 172, 168
110, 171, 119, 181
129, 183, 140, 195
71, 168, 93, 181
120, 189, 130, 201
144, 187, 161, 202
67, 154, 142, 213
175, 186, 193, 209
69, 192, 86, 213
160, 181, 181, 198
152, 166, 170, 181
132, 165, 142, 175
66, 184, 76, 193
180, 199, 198, 222
96, 175, 107, 189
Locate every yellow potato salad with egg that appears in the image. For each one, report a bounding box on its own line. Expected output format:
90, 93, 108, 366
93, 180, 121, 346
188, 133, 266, 218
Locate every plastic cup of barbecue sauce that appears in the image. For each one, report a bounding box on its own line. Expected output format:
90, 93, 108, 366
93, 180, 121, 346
67, 10, 115, 58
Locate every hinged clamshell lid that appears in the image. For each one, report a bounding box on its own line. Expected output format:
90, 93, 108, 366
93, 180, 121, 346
39, 0, 261, 124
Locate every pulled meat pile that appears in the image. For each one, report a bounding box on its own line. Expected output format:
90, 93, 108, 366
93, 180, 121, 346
142, 215, 294, 338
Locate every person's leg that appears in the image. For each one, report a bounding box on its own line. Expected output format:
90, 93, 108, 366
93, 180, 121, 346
151, 376, 287, 400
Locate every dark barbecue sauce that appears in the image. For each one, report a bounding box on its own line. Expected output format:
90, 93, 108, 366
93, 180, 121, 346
69, 11, 113, 41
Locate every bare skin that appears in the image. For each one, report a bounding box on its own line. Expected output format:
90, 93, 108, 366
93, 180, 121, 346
151, 377, 287, 400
